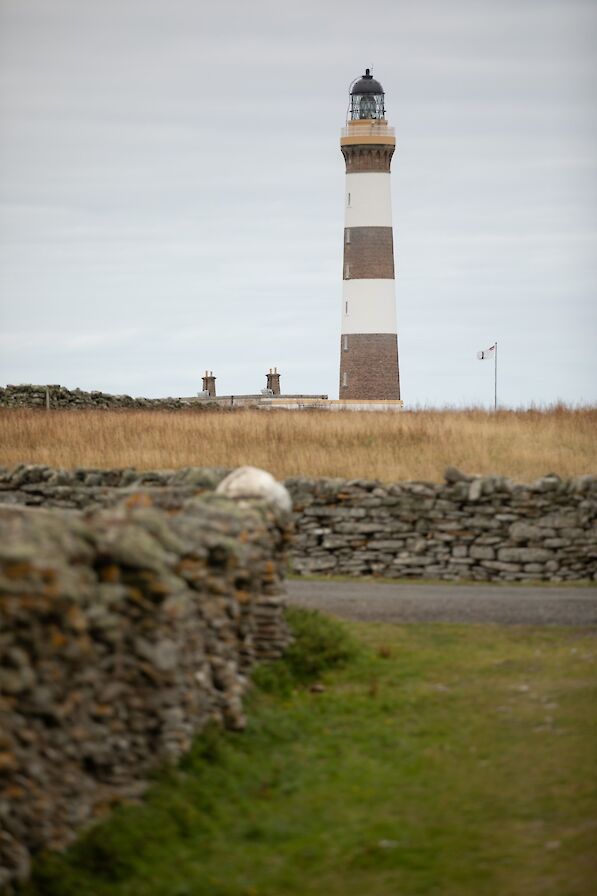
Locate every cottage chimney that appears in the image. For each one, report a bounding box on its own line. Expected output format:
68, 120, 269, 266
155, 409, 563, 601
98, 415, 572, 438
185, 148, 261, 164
202, 370, 216, 397
266, 367, 281, 396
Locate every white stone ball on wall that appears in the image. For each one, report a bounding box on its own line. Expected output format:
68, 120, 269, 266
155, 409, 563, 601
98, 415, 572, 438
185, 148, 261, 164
215, 466, 292, 514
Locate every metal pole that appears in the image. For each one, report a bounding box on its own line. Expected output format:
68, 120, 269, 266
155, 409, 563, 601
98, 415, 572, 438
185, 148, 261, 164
494, 342, 498, 411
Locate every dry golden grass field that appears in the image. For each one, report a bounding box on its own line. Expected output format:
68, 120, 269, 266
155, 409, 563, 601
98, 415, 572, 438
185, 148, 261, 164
1, 405, 596, 482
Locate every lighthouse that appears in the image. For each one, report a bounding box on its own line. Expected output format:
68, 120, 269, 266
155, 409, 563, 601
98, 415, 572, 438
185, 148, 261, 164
339, 69, 400, 400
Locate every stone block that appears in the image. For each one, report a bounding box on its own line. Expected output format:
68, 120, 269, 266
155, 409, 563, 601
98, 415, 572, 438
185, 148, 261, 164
367, 539, 406, 551
498, 547, 553, 563
560, 527, 584, 539
469, 545, 496, 560
393, 555, 433, 566
509, 522, 549, 542
444, 467, 473, 483
321, 535, 351, 549
480, 560, 522, 572
544, 538, 571, 548
467, 479, 483, 502
537, 512, 580, 529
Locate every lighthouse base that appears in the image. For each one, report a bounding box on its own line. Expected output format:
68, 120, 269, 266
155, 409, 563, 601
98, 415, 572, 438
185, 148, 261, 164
339, 333, 400, 400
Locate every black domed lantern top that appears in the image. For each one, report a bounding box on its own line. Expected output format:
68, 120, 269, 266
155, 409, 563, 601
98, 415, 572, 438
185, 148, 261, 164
350, 68, 385, 120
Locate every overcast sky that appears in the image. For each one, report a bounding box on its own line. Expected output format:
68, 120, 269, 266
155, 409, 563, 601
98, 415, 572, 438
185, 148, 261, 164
1, 0, 596, 406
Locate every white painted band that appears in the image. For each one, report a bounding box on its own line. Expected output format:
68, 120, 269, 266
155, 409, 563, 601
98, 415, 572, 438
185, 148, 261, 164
344, 173, 393, 228
341, 279, 397, 334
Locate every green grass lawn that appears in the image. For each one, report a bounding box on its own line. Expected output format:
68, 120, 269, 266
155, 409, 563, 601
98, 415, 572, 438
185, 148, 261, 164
19, 610, 597, 896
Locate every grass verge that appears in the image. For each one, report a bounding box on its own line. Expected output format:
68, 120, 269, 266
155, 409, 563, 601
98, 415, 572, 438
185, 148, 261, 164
17, 609, 597, 896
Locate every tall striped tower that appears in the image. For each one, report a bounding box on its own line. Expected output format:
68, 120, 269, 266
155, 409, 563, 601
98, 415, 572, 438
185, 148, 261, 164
339, 69, 400, 400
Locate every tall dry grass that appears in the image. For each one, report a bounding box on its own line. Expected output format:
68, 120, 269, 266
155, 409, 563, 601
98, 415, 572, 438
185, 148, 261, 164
0, 406, 595, 483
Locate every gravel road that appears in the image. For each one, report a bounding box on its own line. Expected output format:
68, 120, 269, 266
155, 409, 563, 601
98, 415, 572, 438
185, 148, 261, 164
286, 579, 597, 626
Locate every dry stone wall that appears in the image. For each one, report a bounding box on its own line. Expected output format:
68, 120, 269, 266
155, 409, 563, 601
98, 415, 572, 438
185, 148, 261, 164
0, 465, 595, 582
0, 384, 223, 411
0, 491, 291, 890
286, 468, 596, 583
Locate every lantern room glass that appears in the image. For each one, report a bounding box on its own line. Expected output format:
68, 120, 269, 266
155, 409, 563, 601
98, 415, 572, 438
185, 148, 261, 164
350, 93, 385, 121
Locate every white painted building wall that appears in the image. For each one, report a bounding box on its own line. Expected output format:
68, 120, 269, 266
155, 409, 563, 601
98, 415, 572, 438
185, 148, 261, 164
340, 279, 397, 334
344, 173, 393, 228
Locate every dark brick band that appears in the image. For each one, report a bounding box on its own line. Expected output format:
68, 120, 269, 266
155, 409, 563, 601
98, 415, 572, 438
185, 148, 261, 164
339, 333, 400, 400
341, 144, 395, 173
344, 227, 394, 280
